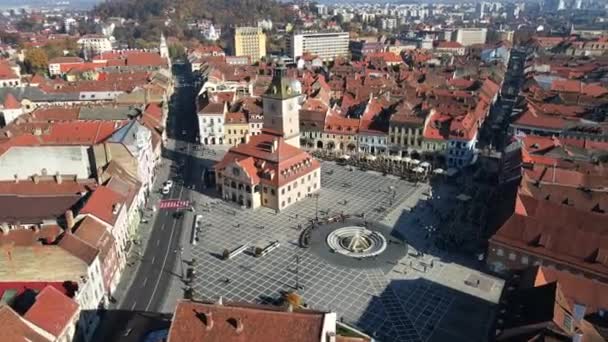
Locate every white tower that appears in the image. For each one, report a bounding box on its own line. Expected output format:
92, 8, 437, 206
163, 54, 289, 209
261, 63, 302, 148
160, 33, 169, 59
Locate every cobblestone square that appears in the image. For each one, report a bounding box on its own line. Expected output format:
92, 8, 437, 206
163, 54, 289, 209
187, 159, 503, 342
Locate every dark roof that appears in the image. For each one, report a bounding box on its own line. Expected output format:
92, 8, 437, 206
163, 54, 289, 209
0, 195, 82, 225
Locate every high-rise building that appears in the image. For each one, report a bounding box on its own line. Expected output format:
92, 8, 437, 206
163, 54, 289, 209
289, 31, 349, 62
234, 27, 266, 62
455, 28, 488, 46
475, 2, 486, 19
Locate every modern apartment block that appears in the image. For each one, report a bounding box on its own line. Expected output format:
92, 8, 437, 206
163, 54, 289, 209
455, 28, 488, 46
289, 31, 350, 62
234, 27, 267, 62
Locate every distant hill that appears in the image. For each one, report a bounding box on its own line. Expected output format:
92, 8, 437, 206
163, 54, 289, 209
93, 0, 291, 28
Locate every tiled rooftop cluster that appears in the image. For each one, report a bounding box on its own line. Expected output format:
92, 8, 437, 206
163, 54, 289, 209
0, 41, 172, 341
487, 31, 608, 342
195, 45, 503, 169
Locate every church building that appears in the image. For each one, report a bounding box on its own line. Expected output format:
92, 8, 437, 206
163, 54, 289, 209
214, 64, 321, 211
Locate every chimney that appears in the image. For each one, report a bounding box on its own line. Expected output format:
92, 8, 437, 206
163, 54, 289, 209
217, 296, 224, 305
13, 174, 18, 184
55, 172, 63, 184
272, 138, 278, 153
65, 210, 75, 231
33, 174, 39, 184
244, 133, 251, 144
286, 303, 293, 312
112, 203, 120, 215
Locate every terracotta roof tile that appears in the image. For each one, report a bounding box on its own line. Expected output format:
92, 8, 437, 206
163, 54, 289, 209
168, 301, 326, 342
0, 305, 51, 342
24, 286, 78, 337
79, 186, 125, 225
58, 233, 98, 265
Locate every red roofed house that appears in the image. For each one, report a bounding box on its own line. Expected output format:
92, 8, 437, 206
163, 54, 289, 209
215, 66, 321, 211
1, 92, 23, 126
487, 192, 608, 282
167, 300, 371, 342
78, 185, 130, 271
0, 59, 21, 87
23, 286, 80, 342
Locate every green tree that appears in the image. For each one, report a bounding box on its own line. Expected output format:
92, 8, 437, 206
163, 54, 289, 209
24, 48, 49, 75
168, 43, 186, 59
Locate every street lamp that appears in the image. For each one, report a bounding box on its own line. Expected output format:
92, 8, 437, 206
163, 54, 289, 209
307, 193, 320, 222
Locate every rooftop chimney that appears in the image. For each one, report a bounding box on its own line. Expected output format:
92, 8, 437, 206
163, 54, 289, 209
112, 203, 120, 215
55, 172, 63, 184
33, 174, 39, 184
65, 210, 75, 231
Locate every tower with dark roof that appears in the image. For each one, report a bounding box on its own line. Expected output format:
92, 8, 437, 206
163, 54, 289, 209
261, 63, 302, 148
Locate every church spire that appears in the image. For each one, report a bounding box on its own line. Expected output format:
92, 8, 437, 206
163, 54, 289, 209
160, 33, 169, 59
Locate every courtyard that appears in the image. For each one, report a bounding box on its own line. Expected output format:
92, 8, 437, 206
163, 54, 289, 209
180, 154, 503, 342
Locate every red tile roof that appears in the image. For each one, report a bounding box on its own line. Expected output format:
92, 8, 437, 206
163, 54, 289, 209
24, 286, 79, 337
79, 186, 124, 225
216, 134, 320, 187
490, 193, 608, 279
58, 233, 98, 265
533, 266, 608, 315
0, 305, 51, 342
435, 41, 464, 49
168, 301, 326, 342
3, 93, 20, 110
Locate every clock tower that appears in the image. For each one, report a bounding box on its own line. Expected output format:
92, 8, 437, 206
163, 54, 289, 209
261, 63, 302, 148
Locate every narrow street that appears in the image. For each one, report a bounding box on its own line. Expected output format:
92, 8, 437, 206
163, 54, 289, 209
92, 63, 201, 340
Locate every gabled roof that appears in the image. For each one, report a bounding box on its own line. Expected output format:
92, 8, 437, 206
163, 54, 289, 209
3, 93, 20, 110
23, 286, 79, 338
0, 305, 51, 342
79, 186, 125, 225
168, 301, 326, 342
58, 233, 98, 266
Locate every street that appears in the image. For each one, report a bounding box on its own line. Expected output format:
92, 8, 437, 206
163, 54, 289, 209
92, 64, 201, 340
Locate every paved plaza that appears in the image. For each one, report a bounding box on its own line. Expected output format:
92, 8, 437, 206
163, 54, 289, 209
174, 157, 503, 342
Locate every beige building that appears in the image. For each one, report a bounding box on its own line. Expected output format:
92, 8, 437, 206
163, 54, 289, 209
215, 65, 320, 211
455, 28, 487, 46
224, 111, 249, 146
234, 27, 267, 61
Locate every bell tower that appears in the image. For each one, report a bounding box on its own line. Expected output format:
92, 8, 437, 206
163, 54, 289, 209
261, 62, 302, 148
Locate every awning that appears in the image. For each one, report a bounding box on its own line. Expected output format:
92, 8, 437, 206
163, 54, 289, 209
339, 155, 351, 160
410, 159, 421, 165
420, 161, 431, 168
366, 155, 377, 161
413, 167, 425, 173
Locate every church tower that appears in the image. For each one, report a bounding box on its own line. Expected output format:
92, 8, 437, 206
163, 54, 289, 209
160, 33, 169, 59
261, 63, 302, 148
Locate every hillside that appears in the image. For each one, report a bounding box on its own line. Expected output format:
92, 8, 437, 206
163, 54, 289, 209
94, 0, 291, 28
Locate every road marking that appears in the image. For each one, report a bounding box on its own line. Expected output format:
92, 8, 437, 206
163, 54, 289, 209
156, 239, 160, 247
151, 256, 156, 264
145, 146, 188, 312
130, 301, 137, 310
142, 277, 148, 287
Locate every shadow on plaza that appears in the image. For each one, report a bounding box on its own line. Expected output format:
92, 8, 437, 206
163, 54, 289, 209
390, 175, 518, 269
354, 277, 497, 342
90, 309, 172, 342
